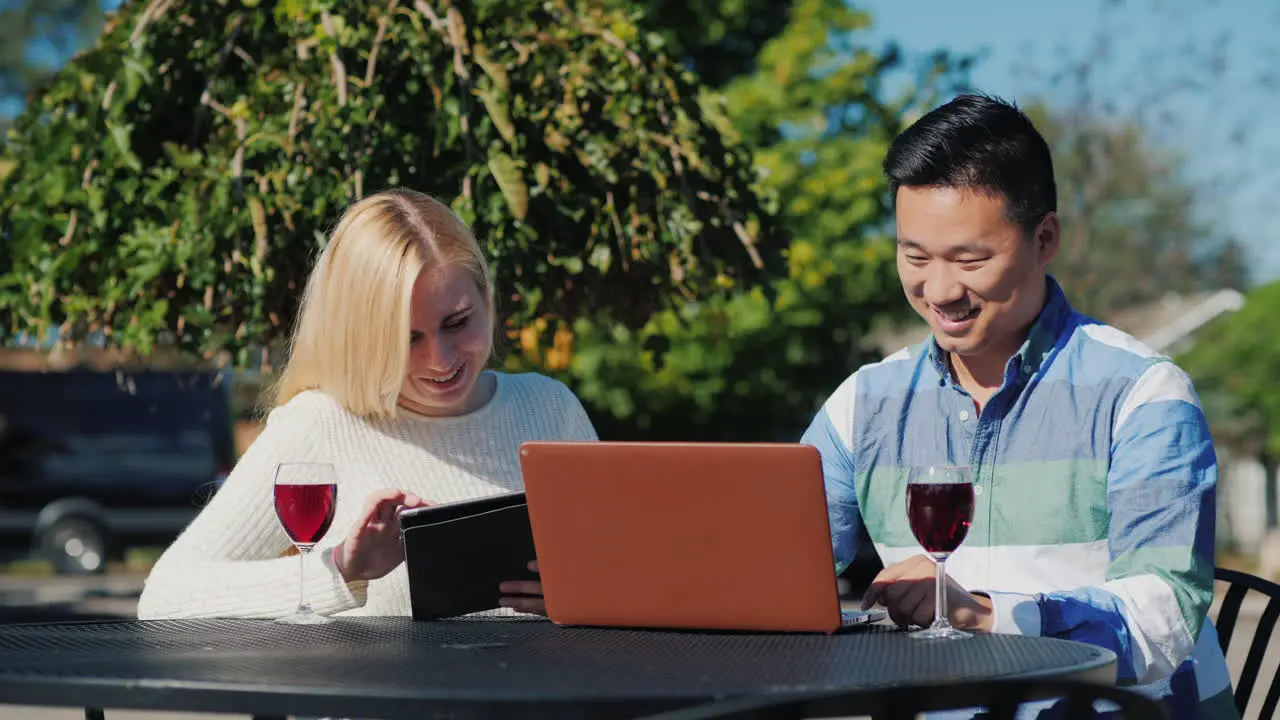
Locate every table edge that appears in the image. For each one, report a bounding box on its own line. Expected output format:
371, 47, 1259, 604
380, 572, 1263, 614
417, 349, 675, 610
0, 650, 1118, 718
0, 620, 1121, 717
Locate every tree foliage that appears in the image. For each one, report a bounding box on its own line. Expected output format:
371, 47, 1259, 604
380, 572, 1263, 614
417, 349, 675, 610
1011, 0, 1276, 311
612, 0, 794, 88
1024, 102, 1248, 319
0, 0, 777, 365
522, 0, 970, 440
1, 0, 970, 444
1178, 281, 1280, 459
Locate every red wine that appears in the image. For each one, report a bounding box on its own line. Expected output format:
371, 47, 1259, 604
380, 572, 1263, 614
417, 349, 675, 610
906, 482, 974, 555
274, 483, 337, 545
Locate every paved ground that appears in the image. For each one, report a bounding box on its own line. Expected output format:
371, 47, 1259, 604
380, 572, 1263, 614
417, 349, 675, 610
0, 574, 1275, 719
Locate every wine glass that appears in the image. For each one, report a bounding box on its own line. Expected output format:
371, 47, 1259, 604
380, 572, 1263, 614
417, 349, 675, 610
905, 464, 974, 640
273, 462, 338, 625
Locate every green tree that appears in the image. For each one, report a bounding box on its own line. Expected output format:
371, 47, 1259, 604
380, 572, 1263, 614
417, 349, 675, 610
614, 0, 794, 88
0, 0, 777, 365
1009, 0, 1274, 315
537, 0, 971, 441
1178, 281, 1280, 528
1025, 102, 1248, 319
1, 0, 970, 447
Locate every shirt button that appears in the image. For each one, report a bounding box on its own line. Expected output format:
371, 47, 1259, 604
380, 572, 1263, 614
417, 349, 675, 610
959, 410, 971, 421
974, 485, 984, 496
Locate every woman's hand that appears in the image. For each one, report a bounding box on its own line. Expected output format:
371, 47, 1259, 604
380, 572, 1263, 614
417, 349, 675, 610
498, 561, 545, 615
333, 489, 428, 583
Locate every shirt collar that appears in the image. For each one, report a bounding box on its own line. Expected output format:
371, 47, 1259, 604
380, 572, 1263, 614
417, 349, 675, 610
926, 274, 1072, 385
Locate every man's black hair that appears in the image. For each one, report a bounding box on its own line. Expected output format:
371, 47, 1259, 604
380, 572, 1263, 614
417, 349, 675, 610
883, 93, 1056, 235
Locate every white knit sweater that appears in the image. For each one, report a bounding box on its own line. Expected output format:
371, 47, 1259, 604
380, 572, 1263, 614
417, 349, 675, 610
135, 371, 598, 620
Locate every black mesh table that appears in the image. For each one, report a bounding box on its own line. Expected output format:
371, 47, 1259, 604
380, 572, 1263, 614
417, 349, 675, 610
0, 617, 1116, 719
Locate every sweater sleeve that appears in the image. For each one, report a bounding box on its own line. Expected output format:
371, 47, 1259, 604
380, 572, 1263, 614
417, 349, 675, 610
559, 383, 599, 442
136, 394, 367, 620
799, 371, 863, 575
973, 362, 1217, 687
1033, 362, 1217, 685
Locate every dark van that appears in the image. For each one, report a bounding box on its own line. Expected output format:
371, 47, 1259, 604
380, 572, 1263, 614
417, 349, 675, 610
0, 368, 235, 573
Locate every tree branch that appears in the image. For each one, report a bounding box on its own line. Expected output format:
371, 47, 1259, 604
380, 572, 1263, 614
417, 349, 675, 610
199, 93, 248, 187
605, 191, 630, 271
732, 221, 764, 269
597, 28, 641, 68
81, 158, 98, 190
320, 11, 348, 107
187, 15, 245, 146
59, 211, 78, 248
365, 0, 400, 87
232, 46, 258, 70
130, 0, 176, 46
419, 0, 478, 191
414, 0, 446, 30
444, 5, 471, 81
286, 82, 307, 154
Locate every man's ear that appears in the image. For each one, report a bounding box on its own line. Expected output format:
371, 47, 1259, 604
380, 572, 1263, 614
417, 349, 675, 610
1035, 212, 1061, 265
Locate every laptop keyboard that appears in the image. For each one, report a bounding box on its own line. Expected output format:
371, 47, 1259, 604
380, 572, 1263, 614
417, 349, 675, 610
840, 608, 886, 625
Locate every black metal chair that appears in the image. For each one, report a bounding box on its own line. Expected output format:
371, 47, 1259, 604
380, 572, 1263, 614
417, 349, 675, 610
636, 678, 1169, 720
1214, 566, 1280, 718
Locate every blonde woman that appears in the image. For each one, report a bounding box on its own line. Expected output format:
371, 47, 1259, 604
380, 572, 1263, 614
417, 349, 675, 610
136, 188, 597, 620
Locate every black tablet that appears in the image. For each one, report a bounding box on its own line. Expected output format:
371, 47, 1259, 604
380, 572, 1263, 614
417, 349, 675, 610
398, 491, 538, 620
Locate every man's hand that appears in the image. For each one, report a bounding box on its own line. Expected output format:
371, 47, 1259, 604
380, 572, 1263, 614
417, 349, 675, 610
860, 555, 994, 631
498, 561, 546, 615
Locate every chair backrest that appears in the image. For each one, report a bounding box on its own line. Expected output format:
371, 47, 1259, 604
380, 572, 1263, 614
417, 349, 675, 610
637, 678, 1169, 720
1214, 566, 1280, 719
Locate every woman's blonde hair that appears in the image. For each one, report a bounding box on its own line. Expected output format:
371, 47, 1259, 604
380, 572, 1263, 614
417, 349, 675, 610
273, 188, 494, 418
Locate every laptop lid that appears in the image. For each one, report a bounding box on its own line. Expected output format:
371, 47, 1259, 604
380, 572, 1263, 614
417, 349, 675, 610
519, 441, 845, 633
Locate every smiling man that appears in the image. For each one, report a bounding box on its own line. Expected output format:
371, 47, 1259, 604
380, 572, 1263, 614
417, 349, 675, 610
801, 94, 1236, 718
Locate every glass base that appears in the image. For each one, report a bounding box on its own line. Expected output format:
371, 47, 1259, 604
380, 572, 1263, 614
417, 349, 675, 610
275, 609, 333, 625
910, 623, 969, 640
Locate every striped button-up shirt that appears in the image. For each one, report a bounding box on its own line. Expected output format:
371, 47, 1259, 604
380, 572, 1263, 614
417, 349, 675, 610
802, 277, 1237, 718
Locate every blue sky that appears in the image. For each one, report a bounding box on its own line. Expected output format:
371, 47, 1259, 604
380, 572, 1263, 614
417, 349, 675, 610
860, 0, 1280, 284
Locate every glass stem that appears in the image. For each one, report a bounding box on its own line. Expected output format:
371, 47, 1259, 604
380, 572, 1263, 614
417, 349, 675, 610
297, 545, 313, 616
935, 556, 947, 628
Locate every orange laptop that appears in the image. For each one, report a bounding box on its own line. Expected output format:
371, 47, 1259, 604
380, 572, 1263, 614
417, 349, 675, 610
518, 441, 886, 633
